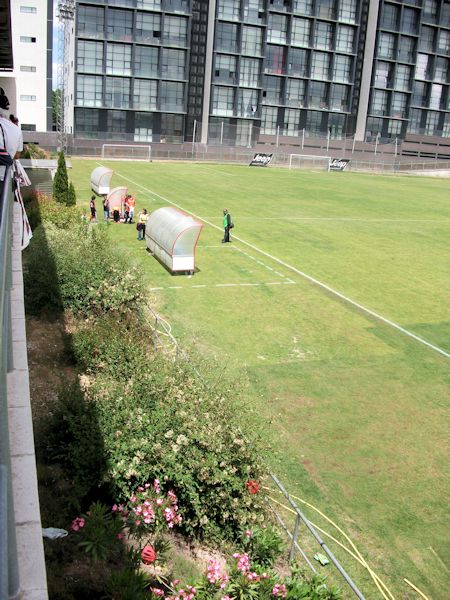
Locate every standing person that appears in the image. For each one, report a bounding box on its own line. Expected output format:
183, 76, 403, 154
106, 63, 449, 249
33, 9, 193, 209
123, 195, 130, 224
89, 195, 97, 222
0, 88, 23, 160
137, 208, 149, 240
126, 194, 135, 223
222, 208, 233, 243
102, 195, 109, 222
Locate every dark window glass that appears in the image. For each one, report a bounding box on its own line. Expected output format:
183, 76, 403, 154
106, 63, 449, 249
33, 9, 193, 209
77, 40, 103, 74
261, 106, 278, 134
288, 47, 308, 77
308, 81, 328, 109
217, 0, 240, 20
75, 108, 100, 136
293, 0, 312, 16
336, 25, 354, 53
374, 61, 392, 87
370, 89, 388, 115
311, 51, 331, 80
284, 108, 300, 135
160, 81, 184, 110
434, 57, 448, 84
107, 110, 127, 137
397, 36, 415, 62
239, 58, 260, 87
291, 18, 310, 47
314, 21, 333, 50
237, 88, 258, 117
411, 81, 427, 106
107, 9, 133, 41
216, 22, 239, 52
263, 76, 282, 104
265, 46, 286, 75
214, 54, 237, 83
161, 49, 186, 79
422, 0, 438, 24
212, 86, 235, 116
407, 108, 422, 134
136, 12, 161, 44
106, 43, 132, 76
329, 83, 349, 111
267, 14, 288, 44
419, 26, 435, 52
338, 0, 356, 23
316, 0, 334, 20
133, 79, 157, 109
394, 64, 411, 91
135, 46, 159, 77
76, 75, 103, 107
105, 77, 130, 108
134, 112, 154, 143
286, 79, 306, 107
381, 3, 399, 30
377, 32, 395, 59
401, 8, 418, 35
165, 16, 188, 46
78, 5, 104, 38
305, 110, 324, 135
242, 26, 263, 55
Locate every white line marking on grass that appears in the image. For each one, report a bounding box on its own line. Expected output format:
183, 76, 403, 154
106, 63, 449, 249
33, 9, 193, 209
112, 169, 450, 360
149, 281, 296, 291
201, 217, 450, 223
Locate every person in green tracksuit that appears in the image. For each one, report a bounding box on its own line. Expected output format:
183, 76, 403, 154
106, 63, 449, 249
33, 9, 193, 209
222, 208, 233, 243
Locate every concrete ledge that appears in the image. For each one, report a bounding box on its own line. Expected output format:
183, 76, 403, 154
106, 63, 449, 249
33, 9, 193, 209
6, 203, 48, 599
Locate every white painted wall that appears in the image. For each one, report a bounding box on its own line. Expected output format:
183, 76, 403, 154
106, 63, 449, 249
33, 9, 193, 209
3, 1, 52, 132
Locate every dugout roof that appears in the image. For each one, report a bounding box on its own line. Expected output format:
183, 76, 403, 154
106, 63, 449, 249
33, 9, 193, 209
147, 207, 203, 257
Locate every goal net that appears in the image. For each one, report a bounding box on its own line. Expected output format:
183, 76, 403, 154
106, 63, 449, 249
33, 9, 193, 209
101, 144, 152, 161
288, 154, 330, 171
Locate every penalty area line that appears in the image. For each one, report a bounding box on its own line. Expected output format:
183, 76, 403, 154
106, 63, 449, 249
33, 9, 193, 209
113, 169, 450, 360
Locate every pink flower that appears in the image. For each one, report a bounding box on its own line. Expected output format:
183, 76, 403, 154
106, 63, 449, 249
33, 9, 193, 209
112, 504, 118, 512
272, 584, 287, 598
70, 517, 85, 532
135, 520, 141, 526
151, 588, 165, 597
117, 533, 124, 540
153, 479, 161, 493
245, 529, 253, 538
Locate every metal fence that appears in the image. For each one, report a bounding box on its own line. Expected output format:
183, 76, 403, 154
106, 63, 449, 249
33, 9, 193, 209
0, 166, 19, 600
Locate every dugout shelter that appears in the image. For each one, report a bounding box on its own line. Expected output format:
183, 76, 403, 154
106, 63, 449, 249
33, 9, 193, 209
145, 207, 203, 274
90, 166, 114, 195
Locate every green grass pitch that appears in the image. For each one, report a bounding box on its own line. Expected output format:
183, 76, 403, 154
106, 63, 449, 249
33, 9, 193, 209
70, 159, 449, 598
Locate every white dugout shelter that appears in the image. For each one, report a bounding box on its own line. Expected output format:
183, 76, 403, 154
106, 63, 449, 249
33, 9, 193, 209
90, 166, 114, 195
146, 207, 203, 274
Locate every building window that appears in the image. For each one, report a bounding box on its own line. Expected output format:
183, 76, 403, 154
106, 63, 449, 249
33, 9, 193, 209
161, 114, 184, 139
77, 40, 103, 74
434, 57, 448, 84
75, 108, 100, 136
397, 36, 415, 62
442, 113, 450, 138
391, 92, 407, 118
437, 30, 450, 54
212, 86, 234, 116
380, 3, 399, 30
415, 54, 430, 80
160, 81, 184, 111
20, 36, 36, 43
329, 112, 346, 137
411, 81, 427, 106
308, 81, 328, 109
138, 0, 161, 8
336, 25, 354, 53
305, 111, 324, 135
311, 52, 330, 80
314, 21, 333, 51
20, 95, 36, 101
107, 9, 133, 41
374, 61, 391, 87
20, 65, 37, 72
243, 0, 264, 24
237, 88, 258, 117
265, 46, 286, 75
261, 106, 278, 134
135, 12, 161, 43
78, 5, 104, 38
134, 112, 153, 143
329, 83, 349, 111
165, 16, 188, 46
284, 109, 300, 135
288, 48, 308, 77
106, 43, 132, 76
135, 46, 159, 77
338, 0, 356, 24
241, 26, 263, 55
286, 79, 306, 107
429, 84, 442, 109
425, 110, 440, 135
21, 124, 36, 131
263, 76, 282, 104
291, 18, 310, 47
394, 64, 411, 91
267, 14, 288, 44
377, 32, 395, 59
422, 0, 438, 24
366, 117, 383, 138
215, 54, 237, 83
407, 108, 422, 134
401, 7, 418, 35
76, 75, 103, 107
133, 79, 157, 110
216, 22, 239, 53
107, 110, 127, 137
217, 0, 240, 21
316, 0, 334, 20
20, 6, 37, 13
371, 89, 388, 116
162, 49, 186, 79
239, 58, 260, 87
105, 77, 130, 109
293, 0, 312, 16
419, 26, 435, 52
387, 119, 402, 136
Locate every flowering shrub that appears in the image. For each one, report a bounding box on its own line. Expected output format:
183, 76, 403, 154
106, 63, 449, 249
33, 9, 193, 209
149, 556, 341, 600
240, 526, 285, 568
71, 501, 123, 562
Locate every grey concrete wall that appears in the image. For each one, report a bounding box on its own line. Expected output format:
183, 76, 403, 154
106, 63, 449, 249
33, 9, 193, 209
7, 203, 48, 600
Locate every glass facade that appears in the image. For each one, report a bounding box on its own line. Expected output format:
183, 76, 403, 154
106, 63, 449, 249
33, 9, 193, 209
72, 0, 449, 143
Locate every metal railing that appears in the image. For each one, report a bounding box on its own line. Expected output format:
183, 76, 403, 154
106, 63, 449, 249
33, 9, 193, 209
0, 165, 20, 600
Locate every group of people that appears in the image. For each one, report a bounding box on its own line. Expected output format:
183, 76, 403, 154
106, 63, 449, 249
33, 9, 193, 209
89, 193, 136, 224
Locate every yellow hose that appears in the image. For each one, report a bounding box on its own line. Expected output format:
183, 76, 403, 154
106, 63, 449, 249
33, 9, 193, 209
403, 579, 430, 600
267, 495, 392, 600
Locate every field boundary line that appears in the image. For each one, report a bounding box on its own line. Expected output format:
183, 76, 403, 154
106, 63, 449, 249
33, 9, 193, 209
149, 281, 296, 291
112, 167, 450, 360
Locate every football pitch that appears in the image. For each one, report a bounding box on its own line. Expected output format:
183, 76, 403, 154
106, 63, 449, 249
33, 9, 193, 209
71, 159, 449, 598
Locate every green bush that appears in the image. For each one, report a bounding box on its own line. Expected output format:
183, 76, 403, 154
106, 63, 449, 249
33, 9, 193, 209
24, 222, 144, 317
24, 191, 81, 231
240, 525, 285, 568
89, 357, 267, 542
53, 151, 69, 204
67, 181, 77, 206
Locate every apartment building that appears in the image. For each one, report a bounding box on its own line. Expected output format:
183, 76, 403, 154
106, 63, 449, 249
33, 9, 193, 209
0, 0, 53, 132
67, 0, 449, 145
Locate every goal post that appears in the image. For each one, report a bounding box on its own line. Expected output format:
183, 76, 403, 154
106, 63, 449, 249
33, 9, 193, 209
288, 154, 331, 171
101, 144, 152, 162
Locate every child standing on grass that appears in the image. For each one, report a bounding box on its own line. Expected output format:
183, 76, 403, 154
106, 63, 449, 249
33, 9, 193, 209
89, 196, 97, 222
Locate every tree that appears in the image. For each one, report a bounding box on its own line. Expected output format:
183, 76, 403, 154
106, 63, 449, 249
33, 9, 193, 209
52, 89, 62, 131
67, 181, 77, 206
53, 151, 69, 204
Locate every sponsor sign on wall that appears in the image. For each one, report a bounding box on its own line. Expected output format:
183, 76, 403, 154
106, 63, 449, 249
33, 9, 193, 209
249, 153, 273, 167
328, 158, 350, 171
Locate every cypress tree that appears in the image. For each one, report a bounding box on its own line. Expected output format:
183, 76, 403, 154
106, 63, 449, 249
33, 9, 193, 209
53, 151, 68, 204
67, 181, 77, 206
